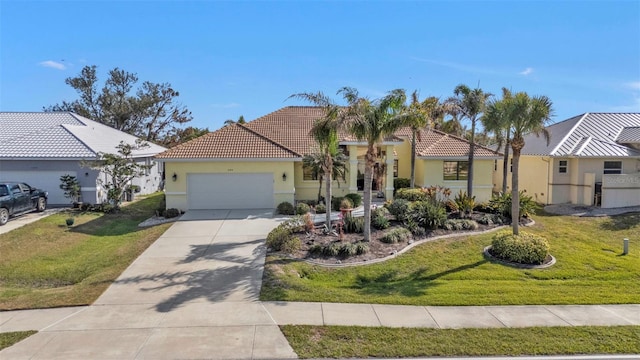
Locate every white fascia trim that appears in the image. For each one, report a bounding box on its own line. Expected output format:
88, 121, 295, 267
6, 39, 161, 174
156, 158, 301, 163
0, 157, 96, 161
418, 156, 502, 160
550, 113, 589, 156
339, 141, 404, 146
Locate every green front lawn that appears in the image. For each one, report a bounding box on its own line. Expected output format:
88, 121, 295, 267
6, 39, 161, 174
0, 331, 37, 351
0, 193, 171, 310
282, 325, 640, 358
261, 211, 640, 305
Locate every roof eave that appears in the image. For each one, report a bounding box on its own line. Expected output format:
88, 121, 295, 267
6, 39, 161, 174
156, 157, 302, 162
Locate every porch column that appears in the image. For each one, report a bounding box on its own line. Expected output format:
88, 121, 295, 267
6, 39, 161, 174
348, 145, 358, 193
385, 145, 395, 200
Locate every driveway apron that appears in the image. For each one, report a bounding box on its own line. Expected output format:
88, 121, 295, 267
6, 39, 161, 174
1, 209, 297, 360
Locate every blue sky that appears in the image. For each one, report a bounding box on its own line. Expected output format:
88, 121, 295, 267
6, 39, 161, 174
1, 0, 639, 131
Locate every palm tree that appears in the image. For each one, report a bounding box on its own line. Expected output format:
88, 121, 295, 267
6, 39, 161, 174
289, 92, 341, 227
446, 84, 492, 197
482, 88, 514, 194
508, 92, 553, 235
404, 92, 444, 188
339, 87, 407, 242
302, 149, 348, 205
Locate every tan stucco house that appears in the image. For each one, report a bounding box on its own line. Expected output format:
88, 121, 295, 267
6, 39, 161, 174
156, 106, 501, 211
493, 113, 640, 208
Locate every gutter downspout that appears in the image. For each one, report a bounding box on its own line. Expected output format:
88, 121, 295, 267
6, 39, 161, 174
542, 156, 551, 205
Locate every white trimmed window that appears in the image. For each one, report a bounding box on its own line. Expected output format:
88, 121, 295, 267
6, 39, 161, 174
558, 160, 568, 174
603, 161, 622, 175
443, 161, 469, 180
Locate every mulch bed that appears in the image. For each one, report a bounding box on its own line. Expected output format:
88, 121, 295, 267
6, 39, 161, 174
275, 212, 528, 265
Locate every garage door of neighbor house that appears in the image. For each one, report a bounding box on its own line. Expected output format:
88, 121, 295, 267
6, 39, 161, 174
0, 170, 76, 205
187, 173, 274, 210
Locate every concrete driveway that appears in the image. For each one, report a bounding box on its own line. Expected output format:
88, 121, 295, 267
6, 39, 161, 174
0, 209, 297, 360
0, 208, 66, 235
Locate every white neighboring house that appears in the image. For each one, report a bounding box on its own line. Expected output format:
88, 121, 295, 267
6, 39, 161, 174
493, 113, 640, 208
0, 112, 167, 206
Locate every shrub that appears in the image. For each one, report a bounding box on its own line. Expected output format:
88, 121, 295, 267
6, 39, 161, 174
266, 225, 293, 251
489, 192, 537, 219
403, 218, 426, 237
277, 201, 295, 215
315, 203, 326, 214
280, 236, 301, 254
344, 193, 363, 208
386, 198, 410, 222
339, 242, 358, 257
407, 201, 447, 230
393, 178, 411, 191
371, 207, 390, 230
331, 196, 345, 211
164, 208, 181, 218
380, 228, 412, 243
478, 213, 504, 225
454, 190, 476, 217
323, 242, 342, 257
491, 231, 550, 265
298, 199, 317, 207
443, 219, 478, 231
340, 198, 354, 210
444, 199, 458, 213
395, 188, 428, 202
296, 202, 311, 215
372, 215, 390, 230
309, 244, 323, 255
355, 242, 369, 255
423, 185, 452, 204
343, 214, 364, 233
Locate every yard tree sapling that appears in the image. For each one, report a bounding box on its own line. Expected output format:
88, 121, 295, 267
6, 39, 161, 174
83, 140, 153, 210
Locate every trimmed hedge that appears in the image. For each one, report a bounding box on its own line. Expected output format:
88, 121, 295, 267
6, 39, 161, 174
395, 188, 428, 202
277, 201, 295, 215
296, 202, 311, 215
491, 231, 550, 265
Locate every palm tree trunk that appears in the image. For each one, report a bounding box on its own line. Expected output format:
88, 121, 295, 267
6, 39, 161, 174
410, 129, 417, 188
325, 156, 333, 228
318, 176, 323, 204
467, 120, 476, 197
511, 146, 521, 235
363, 145, 375, 242
501, 138, 510, 194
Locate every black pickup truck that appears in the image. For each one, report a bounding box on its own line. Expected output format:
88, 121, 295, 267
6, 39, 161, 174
0, 182, 48, 226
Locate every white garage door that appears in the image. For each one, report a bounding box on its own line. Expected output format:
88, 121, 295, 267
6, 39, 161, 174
0, 170, 77, 205
187, 173, 274, 210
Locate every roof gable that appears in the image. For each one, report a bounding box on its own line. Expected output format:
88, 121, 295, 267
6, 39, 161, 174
155, 123, 300, 159
522, 113, 640, 157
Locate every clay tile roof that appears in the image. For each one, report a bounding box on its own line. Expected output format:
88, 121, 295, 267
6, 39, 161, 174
409, 128, 501, 158
155, 124, 300, 159
243, 106, 322, 155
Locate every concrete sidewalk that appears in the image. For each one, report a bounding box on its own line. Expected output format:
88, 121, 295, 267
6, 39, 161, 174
3, 302, 639, 333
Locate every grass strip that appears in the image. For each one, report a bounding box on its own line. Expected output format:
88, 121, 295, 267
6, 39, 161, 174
281, 325, 640, 358
0, 331, 37, 351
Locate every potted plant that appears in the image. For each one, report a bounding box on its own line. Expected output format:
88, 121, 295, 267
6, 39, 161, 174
65, 217, 75, 226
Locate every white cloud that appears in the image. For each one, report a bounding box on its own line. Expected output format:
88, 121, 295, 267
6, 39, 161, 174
38, 60, 66, 70
519, 67, 534, 76
624, 81, 640, 90
211, 102, 240, 108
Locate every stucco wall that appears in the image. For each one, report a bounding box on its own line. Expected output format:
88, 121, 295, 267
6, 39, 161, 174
293, 161, 351, 202
395, 140, 412, 180
163, 160, 295, 210
493, 156, 552, 204
420, 158, 495, 203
